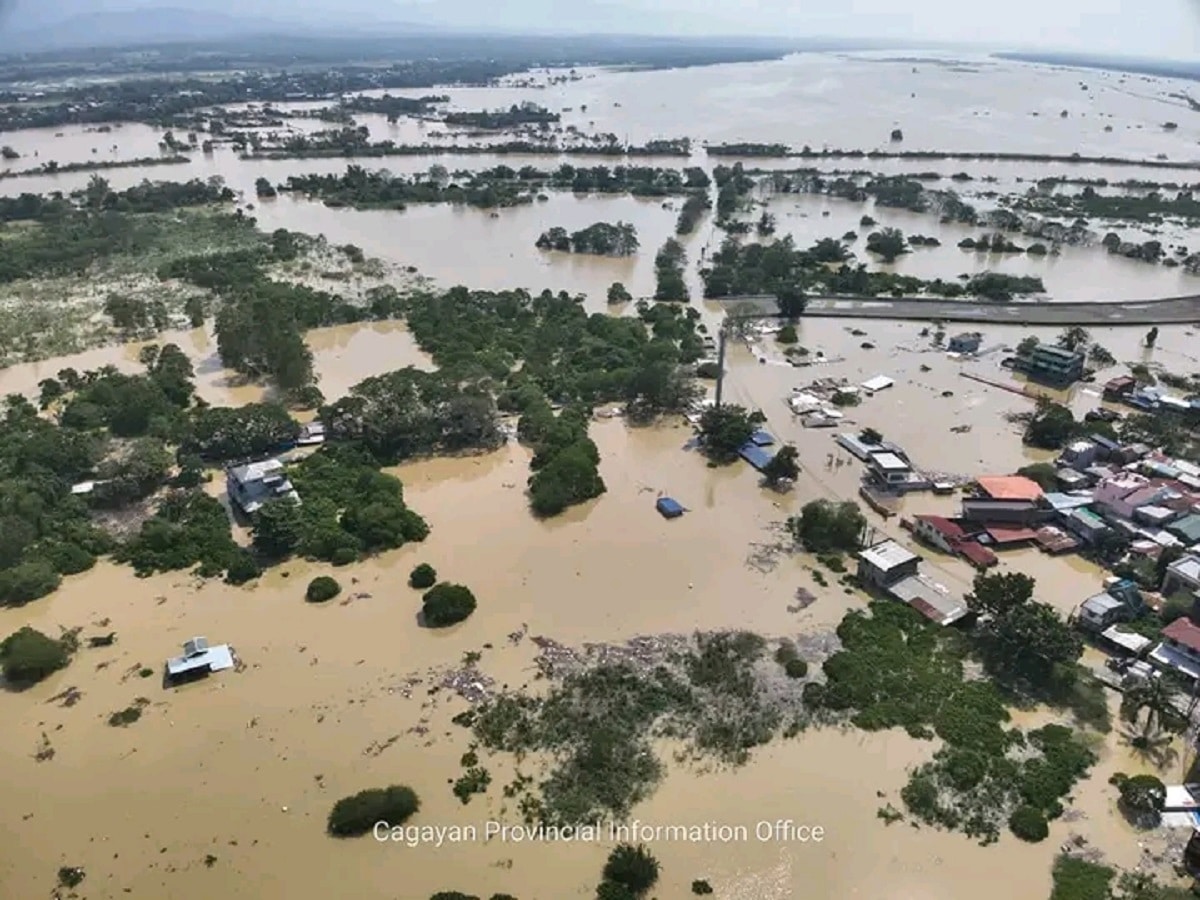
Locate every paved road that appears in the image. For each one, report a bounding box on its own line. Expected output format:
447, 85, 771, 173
801, 295, 1200, 325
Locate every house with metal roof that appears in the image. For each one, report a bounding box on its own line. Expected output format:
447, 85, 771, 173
857, 540, 921, 588
226, 458, 300, 516
165, 637, 235, 685
1150, 617, 1200, 682
1168, 514, 1200, 546
1164, 555, 1200, 599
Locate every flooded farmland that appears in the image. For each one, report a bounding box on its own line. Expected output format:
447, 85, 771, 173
1, 48, 1199, 899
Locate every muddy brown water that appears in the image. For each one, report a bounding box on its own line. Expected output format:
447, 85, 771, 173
2, 50, 1199, 898
1, 319, 1196, 897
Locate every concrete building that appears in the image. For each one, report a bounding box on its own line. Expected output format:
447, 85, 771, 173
857, 540, 921, 589
1163, 555, 1200, 599
1094, 473, 1154, 519
1150, 617, 1200, 682
1017, 343, 1085, 386
1059, 441, 1100, 471
226, 458, 299, 516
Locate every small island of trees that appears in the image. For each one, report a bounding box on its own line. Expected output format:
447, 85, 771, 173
535, 221, 639, 256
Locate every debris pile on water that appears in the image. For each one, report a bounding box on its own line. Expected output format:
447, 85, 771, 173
439, 666, 495, 703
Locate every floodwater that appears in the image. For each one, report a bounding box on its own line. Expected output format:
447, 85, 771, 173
2, 51, 1199, 899
2, 52, 1199, 306
0, 320, 433, 406
0, 405, 1184, 899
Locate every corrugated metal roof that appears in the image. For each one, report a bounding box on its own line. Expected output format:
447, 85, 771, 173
975, 475, 1044, 501
738, 443, 774, 471
859, 540, 919, 571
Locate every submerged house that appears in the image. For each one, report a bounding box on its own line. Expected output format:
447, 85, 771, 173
857, 540, 969, 626
948, 332, 983, 354
226, 458, 299, 516
165, 637, 235, 685
1076, 579, 1143, 632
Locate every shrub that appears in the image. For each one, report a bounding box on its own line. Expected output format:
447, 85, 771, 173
331, 546, 358, 567
602, 843, 660, 894
422, 583, 477, 627
328, 785, 420, 836
692, 880, 714, 895
1009, 805, 1049, 842
409, 563, 438, 589
0, 626, 71, 685
225, 550, 261, 585
0, 560, 62, 606
776, 324, 798, 344
306, 576, 341, 603
784, 658, 808, 679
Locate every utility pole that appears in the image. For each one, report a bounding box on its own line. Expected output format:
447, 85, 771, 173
714, 321, 729, 409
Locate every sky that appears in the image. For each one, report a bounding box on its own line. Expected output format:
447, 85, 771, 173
2, 0, 1198, 59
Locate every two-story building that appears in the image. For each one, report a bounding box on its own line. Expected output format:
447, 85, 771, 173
226, 458, 300, 516
857, 540, 968, 626
1150, 616, 1200, 682
1076, 579, 1144, 632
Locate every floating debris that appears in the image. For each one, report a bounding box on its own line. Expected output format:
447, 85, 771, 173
789, 588, 817, 612
439, 666, 495, 703
47, 687, 83, 708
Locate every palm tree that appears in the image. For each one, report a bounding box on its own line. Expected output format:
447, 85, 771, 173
1121, 675, 1186, 748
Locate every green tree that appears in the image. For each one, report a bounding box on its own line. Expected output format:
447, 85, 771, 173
1120, 676, 1185, 746
1016, 335, 1040, 357
252, 498, 304, 558
0, 626, 71, 684
761, 445, 800, 487
602, 844, 660, 895
965, 571, 1035, 618
422, 583, 477, 627
1024, 398, 1078, 449
695, 405, 764, 464
1056, 327, 1091, 352
1145, 327, 1159, 348
788, 500, 866, 554
1110, 773, 1166, 825
606, 282, 633, 305
306, 576, 341, 603
409, 563, 437, 589
865, 228, 908, 262
327, 785, 419, 836
776, 324, 798, 344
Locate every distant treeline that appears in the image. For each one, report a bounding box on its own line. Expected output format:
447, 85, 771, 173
704, 142, 1200, 171
246, 127, 692, 160
993, 51, 1200, 83
0, 155, 190, 181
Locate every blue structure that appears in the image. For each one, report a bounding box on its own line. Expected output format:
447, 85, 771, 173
749, 430, 776, 447
656, 497, 685, 519
738, 443, 775, 471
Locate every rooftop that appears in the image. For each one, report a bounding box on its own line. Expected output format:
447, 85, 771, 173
956, 541, 998, 568
975, 475, 1044, 502
1168, 555, 1200, 586
229, 458, 285, 484
870, 452, 910, 472
1081, 593, 1123, 616
1031, 344, 1084, 362
1163, 616, 1200, 654
165, 637, 235, 678
887, 573, 969, 626
915, 515, 967, 541
1170, 514, 1200, 543
859, 540, 920, 572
